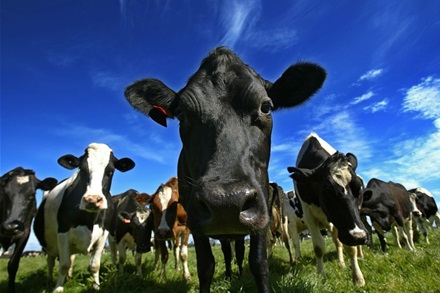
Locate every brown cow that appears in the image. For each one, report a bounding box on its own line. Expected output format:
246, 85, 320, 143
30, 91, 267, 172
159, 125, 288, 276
149, 177, 191, 280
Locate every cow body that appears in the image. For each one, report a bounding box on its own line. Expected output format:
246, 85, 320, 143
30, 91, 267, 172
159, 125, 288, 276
108, 189, 152, 275
149, 177, 191, 281
288, 132, 368, 285
361, 178, 415, 252
0, 168, 57, 293
125, 47, 326, 292
33, 143, 135, 292
408, 187, 440, 243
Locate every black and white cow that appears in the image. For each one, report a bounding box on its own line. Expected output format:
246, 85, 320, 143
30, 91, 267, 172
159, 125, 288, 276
408, 187, 440, 243
360, 178, 416, 252
108, 189, 152, 276
0, 168, 57, 293
288, 132, 368, 285
33, 143, 135, 292
125, 46, 326, 293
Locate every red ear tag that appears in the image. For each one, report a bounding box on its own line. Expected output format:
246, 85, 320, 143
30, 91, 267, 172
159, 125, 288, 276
153, 105, 173, 118
123, 219, 131, 224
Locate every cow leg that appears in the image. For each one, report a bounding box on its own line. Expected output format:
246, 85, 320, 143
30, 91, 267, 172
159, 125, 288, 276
344, 245, 365, 286
220, 239, 232, 279
7, 234, 28, 293
47, 254, 56, 285
118, 241, 127, 274
55, 234, 72, 292
108, 235, 118, 266
249, 233, 269, 293
392, 225, 403, 249
174, 236, 181, 271
135, 252, 143, 276
357, 245, 364, 259
154, 239, 160, 270
403, 218, 415, 251
309, 224, 326, 277
194, 235, 215, 293
180, 229, 191, 281
329, 225, 345, 267
235, 237, 245, 277
373, 222, 387, 253
67, 254, 75, 279
88, 232, 108, 291
281, 218, 294, 266
159, 240, 169, 279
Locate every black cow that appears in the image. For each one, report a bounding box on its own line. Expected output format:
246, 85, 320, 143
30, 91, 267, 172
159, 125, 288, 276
125, 46, 326, 292
408, 187, 440, 244
0, 167, 57, 293
360, 178, 416, 253
33, 143, 135, 292
108, 189, 153, 276
288, 132, 368, 285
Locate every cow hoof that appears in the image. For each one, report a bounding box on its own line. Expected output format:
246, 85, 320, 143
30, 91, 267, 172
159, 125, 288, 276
93, 283, 100, 291
53, 287, 64, 293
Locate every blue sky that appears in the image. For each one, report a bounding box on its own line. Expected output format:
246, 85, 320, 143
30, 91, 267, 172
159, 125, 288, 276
2, 1, 440, 250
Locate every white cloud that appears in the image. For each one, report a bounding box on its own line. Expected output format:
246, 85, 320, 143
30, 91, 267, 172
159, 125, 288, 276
359, 69, 384, 81
402, 77, 440, 119
363, 99, 389, 113
352, 91, 374, 104
219, 0, 260, 48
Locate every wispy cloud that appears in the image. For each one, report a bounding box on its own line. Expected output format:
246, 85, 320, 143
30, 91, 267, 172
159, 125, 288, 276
219, 0, 260, 48
352, 91, 374, 105
359, 69, 384, 81
402, 76, 440, 119
363, 99, 389, 113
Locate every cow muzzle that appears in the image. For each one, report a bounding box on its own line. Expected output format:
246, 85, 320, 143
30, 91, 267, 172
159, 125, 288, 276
190, 188, 268, 235
81, 195, 106, 212
0, 220, 25, 237
339, 228, 368, 246
155, 228, 173, 240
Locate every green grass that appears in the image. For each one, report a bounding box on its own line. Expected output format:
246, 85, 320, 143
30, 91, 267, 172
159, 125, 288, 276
1, 229, 439, 292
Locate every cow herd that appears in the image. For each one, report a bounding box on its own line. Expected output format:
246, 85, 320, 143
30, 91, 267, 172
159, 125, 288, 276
1, 47, 439, 293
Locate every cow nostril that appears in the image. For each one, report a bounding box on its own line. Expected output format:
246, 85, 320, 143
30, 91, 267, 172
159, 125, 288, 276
240, 193, 258, 221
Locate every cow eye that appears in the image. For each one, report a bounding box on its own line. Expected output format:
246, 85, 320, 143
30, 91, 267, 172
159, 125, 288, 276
260, 100, 273, 114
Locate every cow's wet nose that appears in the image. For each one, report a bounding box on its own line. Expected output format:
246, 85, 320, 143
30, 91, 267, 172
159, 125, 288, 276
1, 221, 24, 236
83, 195, 104, 210
412, 211, 422, 217
196, 187, 267, 233
156, 228, 172, 240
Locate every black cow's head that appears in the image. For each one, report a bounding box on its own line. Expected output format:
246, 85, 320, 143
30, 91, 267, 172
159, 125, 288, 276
57, 143, 135, 212
0, 167, 57, 238
118, 207, 152, 253
288, 152, 368, 246
125, 47, 325, 236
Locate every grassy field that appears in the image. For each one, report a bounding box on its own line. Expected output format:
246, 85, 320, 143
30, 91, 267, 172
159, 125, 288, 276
1, 229, 439, 293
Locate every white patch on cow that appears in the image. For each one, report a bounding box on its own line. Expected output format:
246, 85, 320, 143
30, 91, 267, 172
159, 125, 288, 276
157, 186, 173, 230
136, 211, 149, 224
120, 233, 136, 249
79, 143, 112, 211
16, 175, 30, 184
415, 187, 433, 197
330, 161, 352, 194
297, 132, 337, 163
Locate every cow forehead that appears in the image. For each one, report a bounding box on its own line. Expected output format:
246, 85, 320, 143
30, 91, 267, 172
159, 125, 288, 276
330, 162, 352, 189
86, 143, 113, 169
155, 186, 174, 210
16, 175, 30, 184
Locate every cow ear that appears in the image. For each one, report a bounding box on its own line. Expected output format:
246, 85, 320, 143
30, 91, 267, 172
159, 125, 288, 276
115, 158, 135, 172
266, 62, 326, 110
58, 155, 80, 170
346, 153, 358, 170
287, 166, 317, 183
124, 78, 177, 127
363, 190, 373, 202
37, 177, 58, 191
